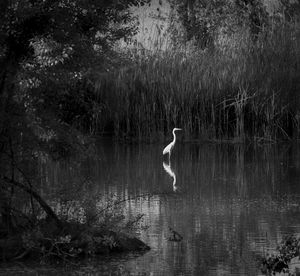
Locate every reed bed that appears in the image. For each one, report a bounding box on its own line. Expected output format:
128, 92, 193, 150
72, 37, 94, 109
92, 21, 300, 142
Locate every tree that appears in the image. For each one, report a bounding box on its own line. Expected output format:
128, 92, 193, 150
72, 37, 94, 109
0, 0, 148, 234
168, 0, 268, 49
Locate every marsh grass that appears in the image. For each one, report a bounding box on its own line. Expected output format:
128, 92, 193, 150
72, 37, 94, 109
93, 20, 300, 142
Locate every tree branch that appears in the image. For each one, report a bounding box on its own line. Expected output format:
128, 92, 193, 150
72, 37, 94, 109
0, 175, 62, 229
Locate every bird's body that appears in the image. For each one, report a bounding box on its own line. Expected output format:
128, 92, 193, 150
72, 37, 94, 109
163, 128, 182, 160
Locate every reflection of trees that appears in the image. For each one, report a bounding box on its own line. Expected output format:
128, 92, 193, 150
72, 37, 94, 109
235, 144, 247, 197
156, 144, 300, 274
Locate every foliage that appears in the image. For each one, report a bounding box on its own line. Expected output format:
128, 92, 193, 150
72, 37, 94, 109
167, 0, 268, 49
93, 15, 300, 141
0, 0, 149, 140
12, 193, 148, 262
0, 0, 149, 236
280, 0, 300, 21
80, 192, 148, 236
260, 235, 300, 275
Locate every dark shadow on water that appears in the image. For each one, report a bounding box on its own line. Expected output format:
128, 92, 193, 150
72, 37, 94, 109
4, 142, 300, 275
0, 251, 148, 275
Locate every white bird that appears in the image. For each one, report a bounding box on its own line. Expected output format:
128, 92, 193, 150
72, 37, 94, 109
163, 128, 182, 160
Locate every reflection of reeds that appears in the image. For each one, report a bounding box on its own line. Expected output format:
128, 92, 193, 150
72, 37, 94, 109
92, 21, 300, 141
39, 141, 300, 275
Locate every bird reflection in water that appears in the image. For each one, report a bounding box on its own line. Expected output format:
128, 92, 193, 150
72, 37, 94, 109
162, 128, 182, 192
163, 161, 177, 192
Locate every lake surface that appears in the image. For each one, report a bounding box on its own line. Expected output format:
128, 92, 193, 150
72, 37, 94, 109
2, 141, 300, 275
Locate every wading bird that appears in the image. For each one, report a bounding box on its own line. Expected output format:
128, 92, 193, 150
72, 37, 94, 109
163, 128, 182, 161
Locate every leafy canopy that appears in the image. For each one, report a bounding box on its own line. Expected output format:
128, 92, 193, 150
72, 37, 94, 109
0, 0, 149, 157
1, 0, 149, 80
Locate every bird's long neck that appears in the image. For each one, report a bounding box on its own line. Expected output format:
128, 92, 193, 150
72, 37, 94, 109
172, 129, 176, 144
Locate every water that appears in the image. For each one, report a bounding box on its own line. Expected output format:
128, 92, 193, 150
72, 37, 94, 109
2, 141, 300, 275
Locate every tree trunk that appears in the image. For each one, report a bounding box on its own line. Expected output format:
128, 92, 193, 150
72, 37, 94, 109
0, 175, 62, 230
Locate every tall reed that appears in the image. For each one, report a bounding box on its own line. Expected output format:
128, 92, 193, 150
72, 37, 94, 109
92, 20, 300, 142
